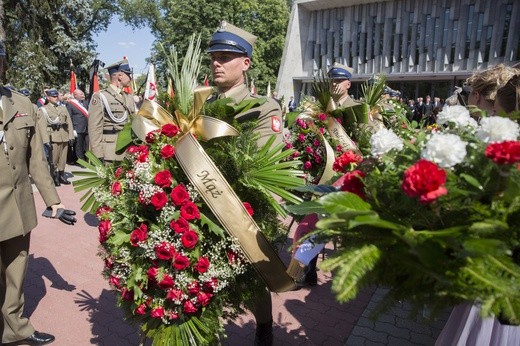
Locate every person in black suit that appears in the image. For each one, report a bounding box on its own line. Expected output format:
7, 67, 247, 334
66, 89, 89, 162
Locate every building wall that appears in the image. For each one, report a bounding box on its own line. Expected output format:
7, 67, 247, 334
276, 0, 519, 102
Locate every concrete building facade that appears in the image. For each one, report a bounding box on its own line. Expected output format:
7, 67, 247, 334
276, 0, 519, 102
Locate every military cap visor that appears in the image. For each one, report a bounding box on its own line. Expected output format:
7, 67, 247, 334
208, 31, 253, 58
18, 88, 30, 96
46, 89, 59, 97
328, 67, 352, 80
107, 61, 133, 75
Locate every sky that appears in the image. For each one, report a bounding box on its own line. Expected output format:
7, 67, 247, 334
93, 17, 154, 76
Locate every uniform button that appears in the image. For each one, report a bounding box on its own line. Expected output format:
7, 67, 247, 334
12, 166, 16, 170
9, 146, 13, 150
13, 185, 17, 189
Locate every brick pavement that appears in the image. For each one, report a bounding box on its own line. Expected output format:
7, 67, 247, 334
21, 166, 449, 345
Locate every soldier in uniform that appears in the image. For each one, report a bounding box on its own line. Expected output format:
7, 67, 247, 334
0, 40, 75, 346
328, 63, 361, 108
88, 59, 136, 161
38, 89, 74, 186
207, 21, 283, 345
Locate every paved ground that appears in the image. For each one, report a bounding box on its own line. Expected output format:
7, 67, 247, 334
22, 165, 449, 345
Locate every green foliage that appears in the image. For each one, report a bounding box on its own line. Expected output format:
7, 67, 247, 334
117, 0, 290, 94
3, 0, 115, 98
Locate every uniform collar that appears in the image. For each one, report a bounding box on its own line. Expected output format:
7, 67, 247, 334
219, 83, 249, 102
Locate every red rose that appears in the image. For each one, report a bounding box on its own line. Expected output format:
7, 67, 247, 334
485, 141, 520, 165
194, 257, 210, 273
166, 288, 183, 302
181, 230, 199, 249
126, 145, 140, 154
130, 223, 148, 246
161, 144, 176, 159
339, 170, 366, 199
180, 201, 200, 220
114, 167, 125, 179
121, 288, 134, 301
243, 202, 254, 216
167, 310, 179, 320
333, 151, 363, 173
98, 219, 111, 243
173, 252, 190, 270
183, 300, 198, 314
111, 181, 122, 196
161, 124, 180, 137
154, 242, 175, 260
151, 191, 168, 210
203, 278, 218, 293
154, 170, 172, 188
147, 266, 158, 283
187, 280, 200, 295
197, 292, 212, 307
137, 146, 149, 162
146, 129, 160, 143
135, 304, 147, 315
227, 250, 237, 264
104, 258, 113, 269
402, 159, 447, 204
158, 274, 175, 290
170, 185, 190, 206
170, 217, 189, 234
96, 205, 111, 218
109, 276, 120, 288
151, 306, 164, 318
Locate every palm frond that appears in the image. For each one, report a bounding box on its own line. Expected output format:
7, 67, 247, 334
72, 151, 106, 213
361, 74, 387, 108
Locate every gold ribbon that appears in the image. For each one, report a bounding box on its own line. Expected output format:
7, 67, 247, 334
133, 88, 296, 293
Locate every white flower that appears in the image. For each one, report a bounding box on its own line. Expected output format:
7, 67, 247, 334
421, 133, 467, 168
370, 128, 404, 157
436, 105, 478, 128
475, 117, 520, 143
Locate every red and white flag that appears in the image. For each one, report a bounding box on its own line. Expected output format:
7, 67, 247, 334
70, 70, 77, 93
203, 74, 209, 86
144, 63, 157, 101
250, 79, 256, 95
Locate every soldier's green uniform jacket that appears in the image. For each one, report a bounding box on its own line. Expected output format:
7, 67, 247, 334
0, 87, 60, 242
88, 84, 136, 161
214, 84, 283, 147
38, 102, 74, 143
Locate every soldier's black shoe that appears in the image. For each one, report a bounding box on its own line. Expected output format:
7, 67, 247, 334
59, 172, 71, 185
254, 320, 273, 346
12, 331, 55, 345
52, 173, 60, 187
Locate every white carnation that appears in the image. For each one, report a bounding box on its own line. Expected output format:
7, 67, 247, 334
370, 128, 404, 157
475, 117, 520, 143
421, 133, 467, 168
436, 105, 478, 128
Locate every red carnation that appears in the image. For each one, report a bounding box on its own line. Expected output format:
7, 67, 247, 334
173, 252, 190, 270
183, 300, 198, 314
161, 144, 175, 159
485, 141, 520, 165
333, 151, 363, 173
121, 288, 134, 301
194, 257, 210, 273
161, 124, 180, 137
243, 202, 254, 216
151, 191, 168, 210
96, 205, 111, 218
339, 170, 366, 199
98, 219, 111, 243
146, 129, 160, 143
158, 274, 175, 290
114, 166, 125, 179
181, 230, 199, 249
170, 185, 190, 206
151, 306, 164, 318
180, 201, 200, 220
109, 275, 120, 289
154, 242, 175, 260
402, 159, 447, 205
154, 170, 172, 188
111, 181, 122, 196
203, 278, 218, 293
170, 217, 189, 234
197, 292, 212, 307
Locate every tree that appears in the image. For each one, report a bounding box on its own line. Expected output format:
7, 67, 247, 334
117, 0, 290, 95
1, 0, 115, 99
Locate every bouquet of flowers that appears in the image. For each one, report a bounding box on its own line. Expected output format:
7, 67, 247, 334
73, 36, 303, 345
288, 105, 520, 324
